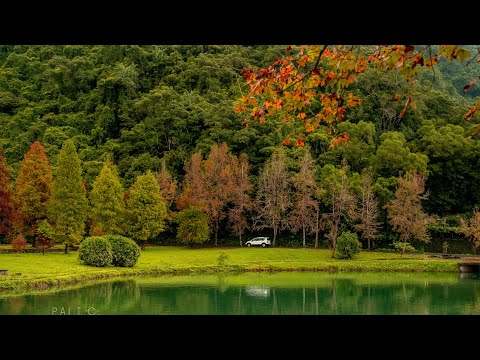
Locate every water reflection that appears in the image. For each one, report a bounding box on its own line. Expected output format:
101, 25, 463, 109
1, 272, 479, 315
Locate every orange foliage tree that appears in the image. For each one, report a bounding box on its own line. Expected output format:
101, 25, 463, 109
228, 153, 253, 246
460, 209, 480, 254
177, 143, 252, 246
387, 171, 434, 255
156, 158, 178, 222
12, 141, 53, 246
0, 148, 14, 239
289, 149, 318, 247
236, 45, 480, 145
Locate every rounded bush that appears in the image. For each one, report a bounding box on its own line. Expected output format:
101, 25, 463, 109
335, 231, 362, 259
104, 235, 140, 267
79, 236, 112, 267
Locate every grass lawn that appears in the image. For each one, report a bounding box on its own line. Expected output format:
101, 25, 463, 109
0, 246, 461, 292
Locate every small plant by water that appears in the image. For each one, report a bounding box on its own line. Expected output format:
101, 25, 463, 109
217, 251, 229, 265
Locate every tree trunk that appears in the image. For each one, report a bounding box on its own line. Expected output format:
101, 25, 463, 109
368, 238, 371, 251
42, 245, 45, 255
239, 230, 242, 247
315, 206, 319, 249
64, 243, 69, 254
142, 242, 146, 250
303, 225, 306, 248
214, 218, 219, 246
273, 222, 277, 247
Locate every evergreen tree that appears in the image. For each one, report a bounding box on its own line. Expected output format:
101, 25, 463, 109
125, 170, 167, 249
49, 139, 88, 253
89, 158, 125, 235
175, 207, 209, 247
13, 141, 53, 246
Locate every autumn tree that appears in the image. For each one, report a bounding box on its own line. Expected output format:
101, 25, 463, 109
236, 45, 480, 148
289, 149, 318, 247
12, 141, 53, 246
459, 209, 480, 254
0, 148, 14, 239
176, 152, 206, 212
387, 171, 434, 255
228, 153, 253, 246
175, 207, 210, 247
254, 149, 290, 247
156, 158, 178, 221
49, 139, 88, 253
125, 170, 167, 249
89, 158, 125, 235
319, 160, 357, 258
354, 170, 381, 251
177, 143, 242, 246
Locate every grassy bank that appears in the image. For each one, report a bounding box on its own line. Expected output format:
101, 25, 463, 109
0, 246, 460, 292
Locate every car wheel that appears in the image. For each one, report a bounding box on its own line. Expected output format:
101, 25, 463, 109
262, 243, 266, 248
247, 243, 251, 247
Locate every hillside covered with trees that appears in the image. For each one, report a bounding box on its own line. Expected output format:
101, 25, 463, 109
1, 45, 480, 253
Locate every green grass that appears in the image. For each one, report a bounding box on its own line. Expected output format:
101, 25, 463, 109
0, 246, 461, 292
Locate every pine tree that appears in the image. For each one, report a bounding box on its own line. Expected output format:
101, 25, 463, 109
89, 158, 125, 235
0, 148, 14, 239
13, 141, 53, 246
49, 139, 88, 253
125, 170, 167, 249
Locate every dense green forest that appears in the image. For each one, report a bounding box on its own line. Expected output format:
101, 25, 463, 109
1, 45, 479, 251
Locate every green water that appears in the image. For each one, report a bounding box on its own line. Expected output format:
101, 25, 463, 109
1, 272, 480, 315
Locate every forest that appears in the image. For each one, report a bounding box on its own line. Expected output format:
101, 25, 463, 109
0, 45, 480, 254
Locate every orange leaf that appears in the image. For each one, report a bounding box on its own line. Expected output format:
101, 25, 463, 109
297, 113, 307, 120
295, 139, 305, 147
464, 79, 477, 93
283, 137, 291, 146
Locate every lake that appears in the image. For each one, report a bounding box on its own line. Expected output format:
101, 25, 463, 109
1, 272, 479, 315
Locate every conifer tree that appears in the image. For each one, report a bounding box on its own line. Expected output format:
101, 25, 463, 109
49, 139, 88, 253
125, 170, 167, 249
89, 158, 125, 235
13, 141, 53, 246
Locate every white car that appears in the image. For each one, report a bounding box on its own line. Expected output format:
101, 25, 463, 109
245, 237, 271, 248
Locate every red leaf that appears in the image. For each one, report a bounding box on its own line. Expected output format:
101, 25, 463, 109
285, 46, 292, 51
463, 79, 478, 93
404, 45, 415, 54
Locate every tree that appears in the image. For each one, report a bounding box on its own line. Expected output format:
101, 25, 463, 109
459, 209, 480, 254
0, 148, 14, 239
156, 158, 178, 221
319, 160, 357, 258
177, 143, 242, 246
175, 207, 209, 247
125, 170, 167, 249
372, 132, 429, 178
12, 141, 53, 246
89, 158, 125, 235
49, 139, 88, 253
254, 149, 290, 247
386, 171, 434, 255
228, 153, 253, 246
36, 219, 54, 255
236, 45, 480, 147
289, 149, 318, 247
354, 170, 381, 251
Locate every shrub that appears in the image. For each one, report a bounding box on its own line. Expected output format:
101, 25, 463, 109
11, 235, 27, 252
217, 251, 229, 265
335, 231, 362, 259
78, 236, 112, 267
104, 235, 140, 267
